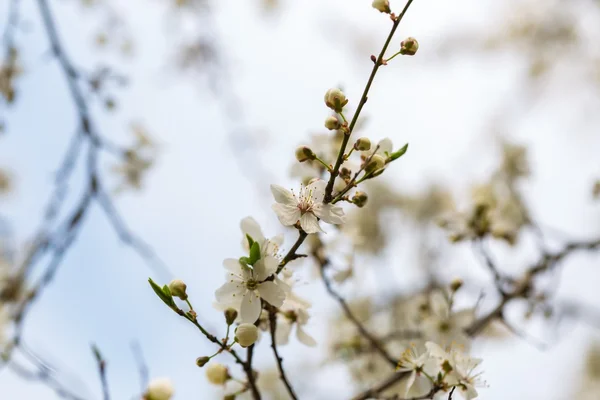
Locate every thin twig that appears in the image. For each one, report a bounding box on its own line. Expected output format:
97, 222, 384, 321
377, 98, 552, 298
130, 341, 149, 393
268, 310, 298, 400
323, 0, 415, 203
91, 344, 110, 400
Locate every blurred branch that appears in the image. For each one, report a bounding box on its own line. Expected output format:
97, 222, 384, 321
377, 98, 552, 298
268, 309, 298, 400
91, 344, 110, 400
130, 341, 149, 393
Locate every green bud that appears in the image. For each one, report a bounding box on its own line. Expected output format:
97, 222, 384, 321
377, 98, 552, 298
196, 356, 210, 367
324, 88, 348, 113
324, 115, 342, 130
365, 154, 386, 174
295, 146, 316, 162
450, 278, 463, 292
354, 137, 371, 151
372, 0, 391, 13
168, 279, 188, 300
400, 37, 419, 56
351, 191, 368, 208
224, 308, 238, 325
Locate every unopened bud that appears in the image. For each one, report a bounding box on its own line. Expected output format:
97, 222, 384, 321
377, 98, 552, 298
365, 154, 386, 174
196, 356, 210, 367
400, 37, 419, 56
168, 279, 188, 300
206, 363, 229, 385
224, 308, 238, 325
235, 323, 259, 348
450, 279, 463, 292
340, 167, 351, 180
295, 146, 316, 162
372, 0, 391, 13
324, 88, 348, 113
354, 137, 371, 151
324, 115, 342, 130
145, 378, 174, 400
352, 191, 368, 208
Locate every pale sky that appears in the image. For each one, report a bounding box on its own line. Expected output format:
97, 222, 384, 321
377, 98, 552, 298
1, 0, 600, 399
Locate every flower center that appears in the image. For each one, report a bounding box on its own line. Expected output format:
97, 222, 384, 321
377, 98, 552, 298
296, 186, 315, 214
246, 279, 258, 291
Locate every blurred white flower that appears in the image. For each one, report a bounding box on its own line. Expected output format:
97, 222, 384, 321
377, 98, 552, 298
396, 344, 436, 396
144, 377, 174, 400
276, 307, 317, 347
421, 290, 474, 347
270, 180, 345, 234
215, 258, 286, 323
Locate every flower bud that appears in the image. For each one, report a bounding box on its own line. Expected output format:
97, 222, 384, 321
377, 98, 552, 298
324, 115, 342, 130
324, 88, 348, 113
235, 323, 259, 347
365, 154, 386, 174
196, 356, 210, 367
224, 308, 238, 325
295, 146, 316, 162
354, 137, 371, 151
145, 378, 174, 400
340, 167, 351, 180
400, 37, 419, 56
372, 0, 391, 13
450, 278, 463, 292
168, 279, 187, 300
351, 191, 368, 208
206, 363, 229, 385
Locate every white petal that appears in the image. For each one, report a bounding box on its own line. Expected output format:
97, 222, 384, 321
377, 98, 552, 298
430, 290, 450, 319
223, 258, 244, 274
300, 212, 323, 234
272, 204, 301, 226
240, 290, 262, 323
313, 204, 345, 225
452, 309, 475, 329
258, 281, 286, 307
296, 325, 317, 347
404, 370, 417, 397
274, 275, 291, 294
307, 179, 327, 202
215, 282, 245, 304
275, 320, 292, 346
377, 138, 393, 155
240, 216, 265, 243
270, 184, 296, 205
254, 255, 278, 281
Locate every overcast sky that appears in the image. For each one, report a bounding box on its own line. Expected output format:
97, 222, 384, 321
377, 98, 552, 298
1, 0, 600, 399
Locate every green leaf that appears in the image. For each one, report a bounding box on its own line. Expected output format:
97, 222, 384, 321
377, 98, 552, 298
388, 143, 409, 161
148, 278, 175, 307
239, 256, 252, 266
246, 234, 255, 249
248, 241, 261, 265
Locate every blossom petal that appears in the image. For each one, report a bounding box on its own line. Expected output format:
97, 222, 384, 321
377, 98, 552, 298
430, 290, 450, 319
240, 216, 265, 244
313, 204, 345, 225
404, 370, 417, 397
274, 275, 291, 294
307, 179, 327, 202
257, 281, 286, 308
272, 204, 301, 226
254, 255, 278, 281
240, 290, 262, 323
377, 138, 393, 155
275, 319, 292, 345
296, 325, 317, 347
215, 282, 245, 304
300, 212, 323, 234
270, 184, 296, 205
223, 258, 244, 274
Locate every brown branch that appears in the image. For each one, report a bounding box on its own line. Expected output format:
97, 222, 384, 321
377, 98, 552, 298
268, 309, 298, 400
245, 342, 262, 400
323, 0, 415, 203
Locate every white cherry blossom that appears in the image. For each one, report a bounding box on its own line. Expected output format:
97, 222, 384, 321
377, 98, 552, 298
215, 257, 286, 323
276, 307, 317, 347
270, 179, 345, 234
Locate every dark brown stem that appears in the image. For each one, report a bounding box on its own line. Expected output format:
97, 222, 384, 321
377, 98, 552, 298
268, 310, 298, 400
323, 0, 415, 203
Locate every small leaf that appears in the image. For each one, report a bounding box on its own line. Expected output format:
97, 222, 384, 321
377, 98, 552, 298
162, 284, 172, 298
388, 143, 408, 161
91, 344, 102, 362
246, 234, 255, 249
239, 256, 251, 266
148, 278, 175, 307
248, 241, 261, 265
